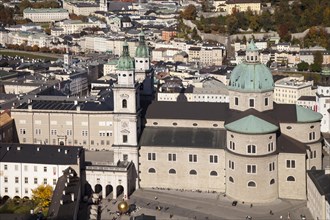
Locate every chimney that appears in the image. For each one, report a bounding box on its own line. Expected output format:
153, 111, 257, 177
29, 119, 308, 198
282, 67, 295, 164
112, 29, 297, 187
37, 147, 40, 152
6, 147, 10, 151
65, 150, 68, 154
60, 200, 63, 205
58, 148, 61, 153
71, 193, 74, 201
17, 146, 21, 151
76, 105, 80, 112
28, 104, 32, 111
62, 190, 66, 195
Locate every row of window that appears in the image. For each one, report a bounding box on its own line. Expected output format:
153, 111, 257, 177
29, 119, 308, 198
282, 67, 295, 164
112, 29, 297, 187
3, 165, 55, 173
4, 177, 57, 185
152, 122, 219, 127
28, 129, 114, 137
148, 168, 218, 176
234, 97, 269, 108
228, 142, 274, 153
228, 160, 295, 172
147, 153, 219, 163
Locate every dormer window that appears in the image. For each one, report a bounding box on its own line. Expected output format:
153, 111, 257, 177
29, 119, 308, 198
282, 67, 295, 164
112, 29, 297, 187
249, 99, 255, 108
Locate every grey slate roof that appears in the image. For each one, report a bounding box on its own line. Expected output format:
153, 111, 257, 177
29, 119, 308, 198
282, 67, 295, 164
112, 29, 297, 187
0, 143, 83, 165
144, 101, 302, 124
307, 170, 330, 204
139, 127, 226, 149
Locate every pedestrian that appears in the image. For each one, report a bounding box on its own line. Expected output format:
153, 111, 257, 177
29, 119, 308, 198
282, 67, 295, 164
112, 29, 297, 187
250, 203, 253, 208
280, 216, 283, 219
154, 196, 158, 200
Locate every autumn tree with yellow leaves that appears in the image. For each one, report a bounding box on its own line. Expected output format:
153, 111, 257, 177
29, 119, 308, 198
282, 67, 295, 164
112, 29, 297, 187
31, 185, 53, 209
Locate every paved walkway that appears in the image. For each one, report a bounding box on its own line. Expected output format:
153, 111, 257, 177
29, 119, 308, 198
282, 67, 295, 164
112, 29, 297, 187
99, 189, 312, 220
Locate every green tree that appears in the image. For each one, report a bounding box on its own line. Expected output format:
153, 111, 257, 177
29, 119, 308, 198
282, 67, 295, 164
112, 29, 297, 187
313, 51, 323, 65
19, 0, 32, 14
182, 4, 197, 20
310, 63, 322, 72
226, 15, 239, 35
297, 61, 309, 71
31, 185, 53, 209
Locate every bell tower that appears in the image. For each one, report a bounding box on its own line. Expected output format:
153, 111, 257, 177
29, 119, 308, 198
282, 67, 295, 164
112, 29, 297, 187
112, 41, 141, 189
135, 31, 154, 96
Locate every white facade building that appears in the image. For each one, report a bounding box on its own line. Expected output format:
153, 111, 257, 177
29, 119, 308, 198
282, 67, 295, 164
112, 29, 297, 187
274, 76, 313, 104
0, 144, 83, 199
23, 8, 69, 23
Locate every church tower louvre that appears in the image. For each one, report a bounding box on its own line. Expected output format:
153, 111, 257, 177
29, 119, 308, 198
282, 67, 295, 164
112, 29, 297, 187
228, 40, 274, 112
112, 41, 141, 189
134, 31, 154, 96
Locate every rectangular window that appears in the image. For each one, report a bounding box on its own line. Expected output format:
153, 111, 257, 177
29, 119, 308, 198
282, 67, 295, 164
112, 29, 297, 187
44, 166, 47, 172
82, 130, 88, 136
4, 187, 8, 193
235, 97, 238, 105
51, 129, 57, 135
24, 165, 28, 171
249, 99, 255, 107
4, 177, 8, 183
268, 142, 274, 152
247, 165, 257, 174
265, 97, 269, 106
34, 166, 37, 172
123, 135, 128, 143
309, 132, 315, 141
210, 155, 218, 163
229, 160, 235, 170
35, 128, 41, 135
53, 179, 57, 185
168, 153, 176, 161
15, 165, 18, 171
147, 153, 156, 161
15, 177, 19, 183
34, 178, 38, 184
15, 188, 19, 193
25, 177, 28, 184
189, 154, 198, 162
269, 162, 275, 171
229, 141, 235, 150
44, 178, 47, 185
4, 164, 7, 170
25, 188, 28, 194
20, 128, 26, 135
286, 160, 296, 168
247, 145, 256, 154
66, 129, 72, 136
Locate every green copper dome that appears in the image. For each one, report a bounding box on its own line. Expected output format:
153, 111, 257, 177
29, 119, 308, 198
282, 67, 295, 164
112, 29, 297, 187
228, 63, 274, 92
225, 115, 278, 134
117, 41, 134, 71
228, 40, 274, 92
135, 31, 149, 58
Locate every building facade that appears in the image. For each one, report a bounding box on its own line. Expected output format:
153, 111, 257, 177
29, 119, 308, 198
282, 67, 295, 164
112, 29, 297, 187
139, 40, 323, 203
23, 8, 69, 22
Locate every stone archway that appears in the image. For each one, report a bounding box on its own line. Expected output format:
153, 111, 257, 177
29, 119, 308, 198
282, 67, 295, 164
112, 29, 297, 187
95, 184, 102, 194
106, 185, 113, 197
116, 185, 124, 198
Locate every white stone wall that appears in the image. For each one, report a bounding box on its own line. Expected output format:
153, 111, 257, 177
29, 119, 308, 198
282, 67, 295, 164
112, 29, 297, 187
139, 146, 226, 192
307, 173, 325, 220
229, 90, 274, 112
0, 161, 73, 199
278, 153, 306, 200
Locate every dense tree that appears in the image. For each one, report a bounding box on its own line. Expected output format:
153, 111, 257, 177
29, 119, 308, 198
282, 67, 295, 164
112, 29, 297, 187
0, 4, 15, 25
226, 15, 239, 35
310, 63, 322, 72
31, 185, 53, 209
304, 27, 329, 49
313, 51, 323, 66
182, 4, 197, 20
297, 61, 309, 71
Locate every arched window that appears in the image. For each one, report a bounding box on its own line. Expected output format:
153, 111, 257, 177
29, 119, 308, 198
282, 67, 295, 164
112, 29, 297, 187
270, 179, 275, 185
210, 171, 218, 176
248, 181, 256, 187
229, 176, 234, 183
148, 168, 156, 173
122, 99, 127, 108
287, 176, 295, 181
189, 170, 197, 175
169, 169, 176, 174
